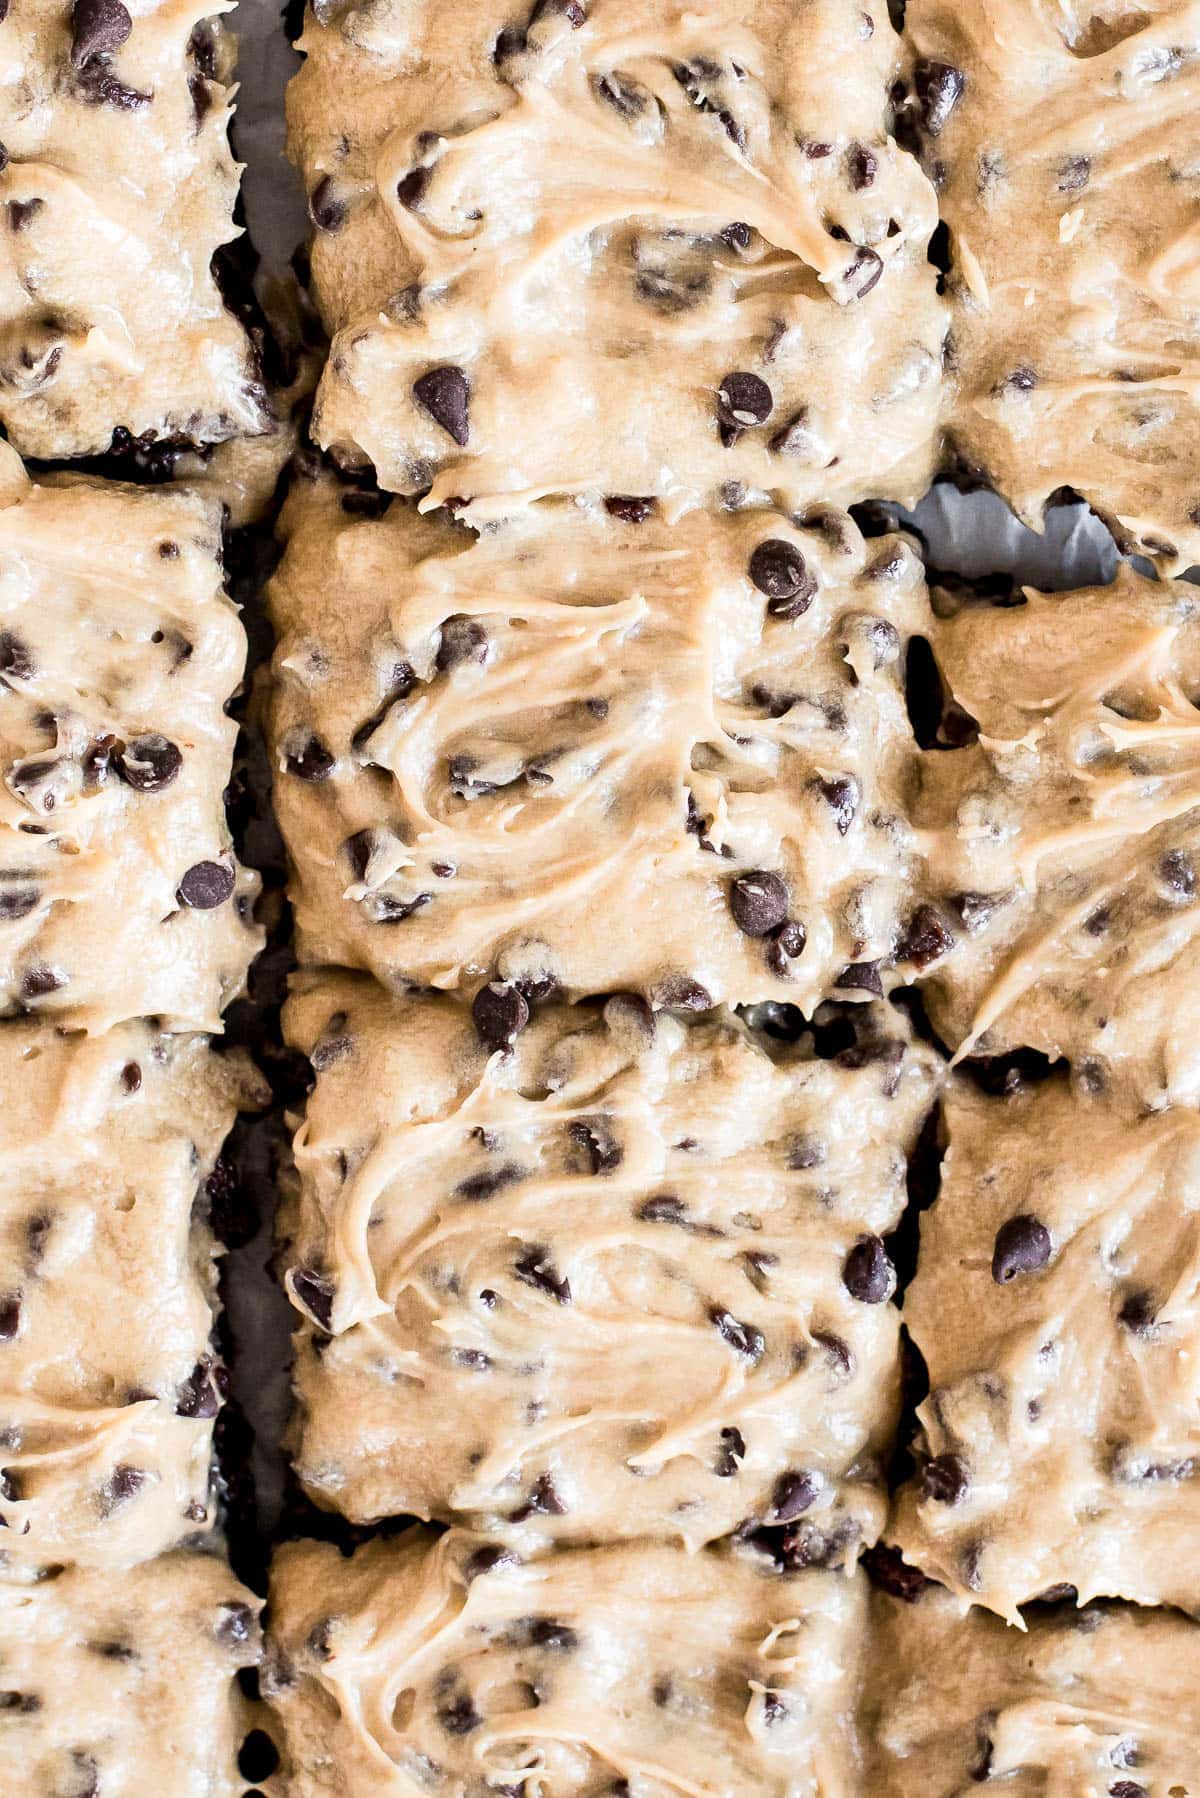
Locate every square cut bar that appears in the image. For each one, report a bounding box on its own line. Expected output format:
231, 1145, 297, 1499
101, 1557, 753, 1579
264, 1528, 865, 1795
0, 0, 270, 460
905, 0, 1200, 571
0, 1551, 260, 1794
268, 473, 931, 1011
0, 1020, 264, 1579
865, 1574, 1200, 1791
287, 0, 946, 520
280, 973, 937, 1554
0, 455, 262, 1031
902, 566, 1200, 1108
889, 1071, 1200, 1620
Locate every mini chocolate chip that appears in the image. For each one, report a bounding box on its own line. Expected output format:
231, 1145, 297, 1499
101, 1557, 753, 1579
568, 1118, 622, 1174
464, 1543, 519, 1580
604, 495, 655, 523
1119, 1290, 1157, 1335
21, 965, 63, 999
654, 974, 712, 1012
848, 143, 877, 189
841, 245, 883, 299
915, 60, 965, 136
992, 1215, 1052, 1284
514, 1244, 571, 1304
307, 175, 345, 232
473, 981, 529, 1051
729, 870, 789, 937
1160, 848, 1196, 898
786, 1133, 825, 1170
0, 1691, 40, 1712
436, 616, 488, 670
716, 371, 772, 429
715, 1425, 745, 1476
438, 1693, 481, 1736
177, 860, 235, 909
710, 1307, 764, 1360
413, 366, 470, 445
73, 59, 148, 105
116, 735, 182, 793
898, 903, 955, 969
721, 220, 751, 251
99, 1463, 147, 1515
527, 1617, 578, 1651
397, 165, 431, 208
7, 198, 43, 232
861, 1542, 930, 1602
71, 0, 132, 67
766, 919, 807, 975
512, 1472, 566, 1519
455, 1163, 526, 1202
815, 775, 858, 833
0, 632, 33, 681
772, 1469, 818, 1521
286, 736, 335, 782
749, 539, 816, 617
842, 1235, 895, 1303
922, 1452, 969, 1504
175, 1360, 220, 1419
0, 1295, 20, 1340
121, 1061, 141, 1093
1057, 154, 1090, 192
1109, 1783, 1149, 1798
836, 960, 883, 996
291, 1268, 335, 1331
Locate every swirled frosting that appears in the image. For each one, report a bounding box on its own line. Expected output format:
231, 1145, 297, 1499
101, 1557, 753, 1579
0, 1550, 260, 1794
907, 0, 1200, 570
867, 1577, 1200, 1793
905, 564, 1200, 1108
268, 472, 931, 1011
0, 452, 262, 1032
287, 0, 945, 519
264, 1527, 865, 1795
0, 1020, 264, 1578
0, 0, 269, 459
890, 1072, 1200, 1620
280, 972, 937, 1553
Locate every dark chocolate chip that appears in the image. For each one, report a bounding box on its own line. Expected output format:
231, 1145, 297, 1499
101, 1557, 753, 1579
815, 774, 858, 833
0, 1691, 41, 1712
715, 1425, 745, 1476
177, 860, 235, 909
73, 59, 149, 106
0, 1294, 20, 1340
835, 960, 883, 996
654, 974, 712, 1012
514, 1244, 571, 1304
772, 1469, 818, 1521
842, 1235, 895, 1303
7, 198, 43, 232
527, 1617, 578, 1651
436, 616, 488, 670
860, 1542, 930, 1602
0, 632, 33, 682
291, 1268, 335, 1332
992, 1215, 1052, 1284
99, 1463, 147, 1515
1118, 1290, 1157, 1335
397, 165, 431, 209
116, 734, 182, 793
216, 1601, 255, 1645
841, 245, 883, 300
285, 736, 335, 782
464, 1543, 519, 1580
175, 1360, 220, 1419
915, 60, 965, 137
897, 903, 956, 970
472, 981, 529, 1052
748, 540, 816, 617
1160, 848, 1196, 898
307, 175, 345, 232
121, 1061, 141, 1093
437, 1692, 481, 1736
455, 1163, 526, 1202
603, 495, 655, 523
921, 1452, 970, 1505
20, 965, 63, 999
71, 0, 132, 67
1057, 155, 1090, 192
568, 1118, 622, 1175
512, 1472, 566, 1518
413, 365, 470, 446
729, 869, 789, 937
848, 143, 877, 189
716, 371, 772, 430
710, 1307, 764, 1361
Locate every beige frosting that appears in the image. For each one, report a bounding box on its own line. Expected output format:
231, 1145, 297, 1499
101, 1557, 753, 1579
0, 453, 262, 1032
0, 1019, 264, 1578
265, 1527, 865, 1795
268, 472, 931, 1010
908, 565, 1200, 1109
908, 0, 1200, 570
867, 1577, 1200, 1794
0, 1549, 260, 1795
890, 1072, 1200, 1621
0, 0, 270, 460
280, 973, 937, 1552
287, 0, 946, 520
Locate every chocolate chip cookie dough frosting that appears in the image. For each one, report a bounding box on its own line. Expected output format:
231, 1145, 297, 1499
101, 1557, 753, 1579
0, 0, 271, 461
280, 974, 937, 1552
890, 1073, 1200, 1621
265, 1527, 865, 1795
904, 566, 1200, 1108
0, 1550, 261, 1794
0, 1021, 264, 1577
906, 0, 1200, 571
866, 1576, 1200, 1793
269, 473, 930, 1010
0, 452, 262, 1031
287, 0, 946, 519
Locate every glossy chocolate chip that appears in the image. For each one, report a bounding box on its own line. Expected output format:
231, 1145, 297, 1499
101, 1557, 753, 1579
710, 1307, 765, 1361
992, 1215, 1052, 1284
512, 1472, 565, 1519
921, 1452, 970, 1505
116, 735, 182, 793
841, 245, 883, 300
20, 965, 63, 999
291, 1268, 334, 1331
568, 1118, 622, 1174
748, 540, 815, 616
175, 1360, 220, 1419
842, 1234, 894, 1303
71, 0, 132, 67
99, 1463, 147, 1515
307, 176, 345, 232
815, 774, 859, 834
729, 870, 789, 938
472, 981, 529, 1052
898, 903, 955, 969
285, 736, 335, 782
514, 1243, 571, 1303
177, 860, 235, 909
654, 974, 713, 1012
772, 1469, 818, 1521
0, 1294, 20, 1340
861, 1542, 930, 1602
413, 365, 470, 445
915, 60, 965, 137
604, 495, 655, 523
716, 372, 772, 429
